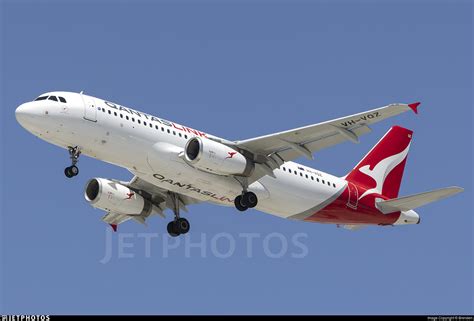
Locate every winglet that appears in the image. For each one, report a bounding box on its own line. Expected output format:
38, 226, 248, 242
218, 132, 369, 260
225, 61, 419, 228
408, 102, 421, 114
110, 224, 118, 232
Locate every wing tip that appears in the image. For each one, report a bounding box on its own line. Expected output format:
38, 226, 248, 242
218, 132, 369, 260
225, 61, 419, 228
449, 186, 464, 194
110, 224, 118, 232
408, 102, 421, 114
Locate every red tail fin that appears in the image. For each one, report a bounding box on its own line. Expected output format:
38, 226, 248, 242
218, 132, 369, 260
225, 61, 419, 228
345, 126, 413, 199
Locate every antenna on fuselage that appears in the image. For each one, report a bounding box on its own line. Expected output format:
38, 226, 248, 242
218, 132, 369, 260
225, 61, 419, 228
80, 90, 84, 94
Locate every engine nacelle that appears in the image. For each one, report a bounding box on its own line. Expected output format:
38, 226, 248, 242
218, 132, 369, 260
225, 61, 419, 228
184, 137, 254, 176
84, 178, 151, 216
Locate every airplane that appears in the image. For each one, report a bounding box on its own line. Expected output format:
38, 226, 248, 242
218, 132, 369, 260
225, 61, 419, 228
15, 91, 463, 236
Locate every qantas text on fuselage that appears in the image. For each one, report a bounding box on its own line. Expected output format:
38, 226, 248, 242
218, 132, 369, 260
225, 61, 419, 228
103, 100, 208, 138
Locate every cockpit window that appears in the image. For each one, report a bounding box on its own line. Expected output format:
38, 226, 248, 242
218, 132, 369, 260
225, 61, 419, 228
58, 96, 67, 103
48, 96, 58, 102
35, 96, 48, 101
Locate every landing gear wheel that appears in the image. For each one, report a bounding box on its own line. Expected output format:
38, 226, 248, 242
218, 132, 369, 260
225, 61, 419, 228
70, 165, 79, 176
243, 191, 258, 208
64, 165, 79, 178
167, 221, 180, 237
64, 167, 73, 178
167, 193, 191, 237
176, 218, 190, 234
65, 146, 81, 179
234, 195, 249, 212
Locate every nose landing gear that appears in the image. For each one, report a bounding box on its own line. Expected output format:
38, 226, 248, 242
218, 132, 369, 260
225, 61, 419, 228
64, 146, 81, 178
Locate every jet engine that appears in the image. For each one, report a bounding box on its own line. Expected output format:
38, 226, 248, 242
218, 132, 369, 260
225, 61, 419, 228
84, 178, 152, 216
184, 137, 254, 176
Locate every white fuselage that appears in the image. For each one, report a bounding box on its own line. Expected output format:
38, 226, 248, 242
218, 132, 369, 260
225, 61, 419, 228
16, 91, 346, 219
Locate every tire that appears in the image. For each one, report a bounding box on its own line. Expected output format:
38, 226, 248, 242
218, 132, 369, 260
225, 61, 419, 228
243, 192, 258, 208
167, 221, 180, 237
234, 195, 248, 212
64, 167, 74, 178
177, 218, 190, 234
70, 165, 79, 176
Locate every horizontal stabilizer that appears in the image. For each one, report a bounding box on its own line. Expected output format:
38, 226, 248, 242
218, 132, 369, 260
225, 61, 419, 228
376, 186, 463, 214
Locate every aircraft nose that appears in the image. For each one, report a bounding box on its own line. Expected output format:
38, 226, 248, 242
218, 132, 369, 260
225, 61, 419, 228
16, 102, 32, 121
15, 102, 39, 130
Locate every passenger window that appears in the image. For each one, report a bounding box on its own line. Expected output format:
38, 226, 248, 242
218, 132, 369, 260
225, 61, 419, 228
179, 133, 182, 137
114, 112, 117, 116
167, 129, 170, 134
126, 116, 129, 120
138, 119, 141, 124
155, 125, 159, 130
317, 178, 320, 182
59, 97, 67, 103
333, 183, 336, 188
327, 181, 331, 186
34, 96, 48, 101
283, 167, 286, 171
108, 110, 111, 114
144, 121, 147, 126
322, 180, 325, 184
149, 123, 152, 128
305, 174, 308, 179
102, 108, 105, 112
48, 96, 58, 102
300, 173, 303, 177
173, 131, 176, 135
120, 114, 123, 118
311, 176, 314, 180
132, 118, 135, 122
184, 134, 188, 139
294, 171, 297, 175
161, 128, 165, 132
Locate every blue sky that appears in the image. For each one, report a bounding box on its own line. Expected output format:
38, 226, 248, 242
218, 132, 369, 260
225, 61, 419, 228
1, 0, 472, 315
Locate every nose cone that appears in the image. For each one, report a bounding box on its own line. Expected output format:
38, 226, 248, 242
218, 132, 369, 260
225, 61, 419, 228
16, 102, 46, 132
15, 103, 34, 128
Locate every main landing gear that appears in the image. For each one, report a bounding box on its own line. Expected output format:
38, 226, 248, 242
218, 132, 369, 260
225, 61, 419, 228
167, 193, 190, 237
64, 146, 81, 178
234, 178, 258, 212
234, 191, 258, 211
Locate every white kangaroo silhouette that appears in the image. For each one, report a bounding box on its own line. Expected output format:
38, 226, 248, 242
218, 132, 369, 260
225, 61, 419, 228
358, 143, 410, 200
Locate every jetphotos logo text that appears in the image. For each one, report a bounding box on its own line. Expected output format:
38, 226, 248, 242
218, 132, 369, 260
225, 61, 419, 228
100, 229, 309, 263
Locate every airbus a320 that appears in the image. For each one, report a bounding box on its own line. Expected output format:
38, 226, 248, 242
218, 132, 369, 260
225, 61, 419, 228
15, 92, 463, 236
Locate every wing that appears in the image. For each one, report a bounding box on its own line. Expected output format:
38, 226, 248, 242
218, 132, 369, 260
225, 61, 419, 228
234, 102, 420, 180
127, 175, 202, 213
102, 175, 202, 231
102, 212, 134, 231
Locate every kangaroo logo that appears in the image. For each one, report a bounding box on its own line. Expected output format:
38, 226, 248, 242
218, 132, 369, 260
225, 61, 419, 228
358, 143, 410, 200
124, 192, 135, 200
225, 151, 237, 159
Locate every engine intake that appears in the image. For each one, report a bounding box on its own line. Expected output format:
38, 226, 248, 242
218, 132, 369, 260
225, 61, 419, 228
184, 137, 254, 176
84, 178, 151, 216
